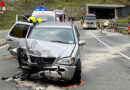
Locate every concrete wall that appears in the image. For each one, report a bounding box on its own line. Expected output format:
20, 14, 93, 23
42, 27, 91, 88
121, 6, 130, 17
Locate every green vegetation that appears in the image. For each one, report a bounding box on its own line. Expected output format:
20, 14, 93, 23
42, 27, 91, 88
116, 20, 129, 24
127, 16, 130, 23
117, 29, 129, 35
0, 10, 22, 30
0, 0, 130, 30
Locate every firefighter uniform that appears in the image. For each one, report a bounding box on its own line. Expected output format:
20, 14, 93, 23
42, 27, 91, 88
101, 20, 105, 30
100, 20, 104, 30
108, 20, 112, 32
97, 20, 100, 29
113, 20, 118, 32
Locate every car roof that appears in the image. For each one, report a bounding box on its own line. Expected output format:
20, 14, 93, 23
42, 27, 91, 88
36, 22, 73, 28
15, 21, 33, 25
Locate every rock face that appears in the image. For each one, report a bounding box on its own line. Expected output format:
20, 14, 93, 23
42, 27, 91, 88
64, 7, 86, 20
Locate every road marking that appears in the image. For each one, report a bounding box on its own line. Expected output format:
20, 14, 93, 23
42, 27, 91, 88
0, 44, 8, 50
90, 30, 130, 60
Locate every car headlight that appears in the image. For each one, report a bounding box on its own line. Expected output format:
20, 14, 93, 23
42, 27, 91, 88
56, 57, 75, 65
82, 23, 87, 28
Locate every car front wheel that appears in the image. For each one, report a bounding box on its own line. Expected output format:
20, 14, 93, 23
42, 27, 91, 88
71, 60, 81, 84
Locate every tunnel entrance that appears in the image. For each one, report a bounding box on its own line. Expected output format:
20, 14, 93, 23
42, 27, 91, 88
89, 8, 115, 19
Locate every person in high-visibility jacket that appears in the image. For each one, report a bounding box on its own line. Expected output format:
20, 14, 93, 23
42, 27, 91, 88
37, 18, 43, 24
101, 20, 105, 30
28, 16, 37, 23
80, 17, 84, 25
108, 20, 112, 32
113, 20, 118, 32
27, 16, 37, 26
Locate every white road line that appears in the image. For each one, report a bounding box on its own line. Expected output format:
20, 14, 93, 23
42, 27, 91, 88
0, 44, 8, 50
90, 30, 130, 60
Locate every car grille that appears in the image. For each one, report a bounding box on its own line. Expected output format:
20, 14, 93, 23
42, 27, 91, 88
87, 22, 93, 24
30, 56, 56, 66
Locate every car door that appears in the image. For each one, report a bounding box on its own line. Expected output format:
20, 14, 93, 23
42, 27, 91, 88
6, 22, 33, 49
16, 14, 28, 22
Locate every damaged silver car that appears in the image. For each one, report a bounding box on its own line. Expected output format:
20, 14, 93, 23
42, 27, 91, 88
7, 22, 86, 83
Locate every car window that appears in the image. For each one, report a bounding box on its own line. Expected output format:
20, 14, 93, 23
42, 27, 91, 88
10, 24, 30, 38
29, 28, 75, 44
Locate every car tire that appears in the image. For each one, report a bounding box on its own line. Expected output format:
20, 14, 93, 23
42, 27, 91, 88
71, 60, 81, 84
17, 48, 28, 68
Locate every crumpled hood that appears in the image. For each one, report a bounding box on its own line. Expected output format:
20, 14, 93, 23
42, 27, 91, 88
19, 39, 75, 58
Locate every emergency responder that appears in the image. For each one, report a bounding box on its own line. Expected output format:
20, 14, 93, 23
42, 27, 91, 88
28, 16, 37, 23
97, 20, 100, 29
28, 17, 43, 26
59, 15, 63, 22
101, 20, 105, 30
69, 18, 73, 23
113, 20, 118, 32
80, 17, 84, 25
100, 20, 104, 30
28, 16, 37, 26
108, 20, 112, 32
37, 18, 43, 24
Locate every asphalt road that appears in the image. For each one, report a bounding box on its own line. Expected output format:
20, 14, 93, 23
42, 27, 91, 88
1, 23, 130, 90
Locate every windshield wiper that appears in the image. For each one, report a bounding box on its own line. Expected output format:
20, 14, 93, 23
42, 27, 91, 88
50, 40, 69, 44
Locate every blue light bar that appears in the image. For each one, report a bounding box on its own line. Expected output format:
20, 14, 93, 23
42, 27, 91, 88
36, 8, 40, 11
35, 7, 46, 11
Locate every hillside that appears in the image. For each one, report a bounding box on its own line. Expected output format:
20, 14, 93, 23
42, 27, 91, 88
0, 0, 130, 30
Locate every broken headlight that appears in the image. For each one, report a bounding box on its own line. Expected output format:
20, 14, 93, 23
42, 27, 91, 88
56, 57, 75, 65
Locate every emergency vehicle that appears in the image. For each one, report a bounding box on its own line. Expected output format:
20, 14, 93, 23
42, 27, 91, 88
82, 14, 97, 29
32, 7, 65, 22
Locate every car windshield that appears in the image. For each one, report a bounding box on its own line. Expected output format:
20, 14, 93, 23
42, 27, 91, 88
34, 16, 55, 22
84, 16, 96, 20
29, 28, 75, 44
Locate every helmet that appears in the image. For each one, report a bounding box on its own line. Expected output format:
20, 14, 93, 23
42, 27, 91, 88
27, 16, 37, 23
37, 18, 43, 24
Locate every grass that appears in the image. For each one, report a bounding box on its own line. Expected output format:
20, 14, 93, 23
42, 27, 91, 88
0, 10, 22, 30
116, 20, 129, 24
116, 28, 130, 35
0, 0, 130, 30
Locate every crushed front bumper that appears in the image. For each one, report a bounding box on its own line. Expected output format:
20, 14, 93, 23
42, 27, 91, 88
43, 65, 76, 81
23, 64, 76, 81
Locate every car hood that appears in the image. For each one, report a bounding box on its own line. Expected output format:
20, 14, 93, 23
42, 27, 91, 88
19, 39, 75, 58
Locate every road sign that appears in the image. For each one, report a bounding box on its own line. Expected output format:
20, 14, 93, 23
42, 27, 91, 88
1, 7, 6, 12
0, 1, 6, 14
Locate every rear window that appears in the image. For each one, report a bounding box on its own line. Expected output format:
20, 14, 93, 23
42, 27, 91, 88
84, 16, 96, 20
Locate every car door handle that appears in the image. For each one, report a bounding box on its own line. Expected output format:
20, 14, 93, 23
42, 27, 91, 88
7, 39, 13, 41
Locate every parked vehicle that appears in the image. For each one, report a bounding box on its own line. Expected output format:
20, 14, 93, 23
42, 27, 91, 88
6, 22, 86, 82
104, 20, 109, 28
32, 7, 65, 22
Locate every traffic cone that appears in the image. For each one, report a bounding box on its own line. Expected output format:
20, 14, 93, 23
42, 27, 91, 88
100, 29, 103, 34
113, 27, 115, 31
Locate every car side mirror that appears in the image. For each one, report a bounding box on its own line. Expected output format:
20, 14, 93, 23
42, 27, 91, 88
79, 40, 86, 46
